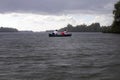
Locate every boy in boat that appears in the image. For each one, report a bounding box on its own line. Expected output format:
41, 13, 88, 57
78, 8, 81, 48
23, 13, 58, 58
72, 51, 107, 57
53, 30, 58, 35
61, 29, 67, 35
64, 29, 67, 34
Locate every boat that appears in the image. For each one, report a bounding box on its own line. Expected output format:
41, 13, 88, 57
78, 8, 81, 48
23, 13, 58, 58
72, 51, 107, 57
49, 33, 72, 37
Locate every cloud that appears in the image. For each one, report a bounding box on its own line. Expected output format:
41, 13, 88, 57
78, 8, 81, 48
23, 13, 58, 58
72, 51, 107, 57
0, 12, 113, 31
0, 0, 118, 31
0, 0, 118, 14
0, 13, 77, 31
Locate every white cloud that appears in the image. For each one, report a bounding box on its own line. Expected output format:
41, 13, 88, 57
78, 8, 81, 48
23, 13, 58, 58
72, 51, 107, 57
0, 0, 117, 31
0, 12, 114, 31
0, 13, 77, 31
93, 14, 114, 26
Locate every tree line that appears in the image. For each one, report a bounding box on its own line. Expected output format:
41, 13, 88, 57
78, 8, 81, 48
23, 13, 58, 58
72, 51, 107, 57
110, 0, 120, 33
0, 27, 18, 32
59, 23, 109, 32
59, 0, 120, 33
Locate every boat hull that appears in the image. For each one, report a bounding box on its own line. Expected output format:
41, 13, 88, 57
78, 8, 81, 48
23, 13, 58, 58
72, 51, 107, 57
49, 34, 72, 37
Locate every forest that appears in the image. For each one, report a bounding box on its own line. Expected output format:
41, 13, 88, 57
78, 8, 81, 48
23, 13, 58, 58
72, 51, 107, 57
0, 27, 18, 32
110, 0, 120, 33
59, 23, 109, 32
59, 0, 120, 33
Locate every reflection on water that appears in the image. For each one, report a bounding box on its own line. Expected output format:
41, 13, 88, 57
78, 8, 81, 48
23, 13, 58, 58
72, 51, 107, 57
0, 32, 120, 80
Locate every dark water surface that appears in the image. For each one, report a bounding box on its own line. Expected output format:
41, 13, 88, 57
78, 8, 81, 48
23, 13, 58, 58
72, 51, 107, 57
0, 32, 120, 80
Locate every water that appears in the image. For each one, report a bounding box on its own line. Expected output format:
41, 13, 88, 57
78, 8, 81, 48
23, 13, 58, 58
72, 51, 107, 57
0, 32, 120, 80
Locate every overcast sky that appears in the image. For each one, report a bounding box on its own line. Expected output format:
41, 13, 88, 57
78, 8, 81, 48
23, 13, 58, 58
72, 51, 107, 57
0, 0, 118, 31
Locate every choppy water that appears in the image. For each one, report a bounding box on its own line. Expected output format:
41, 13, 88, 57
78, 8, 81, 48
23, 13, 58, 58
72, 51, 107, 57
0, 32, 120, 80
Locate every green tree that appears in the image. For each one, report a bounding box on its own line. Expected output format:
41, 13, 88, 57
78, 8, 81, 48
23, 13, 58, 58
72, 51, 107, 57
0, 27, 18, 32
111, 0, 120, 33
59, 23, 102, 32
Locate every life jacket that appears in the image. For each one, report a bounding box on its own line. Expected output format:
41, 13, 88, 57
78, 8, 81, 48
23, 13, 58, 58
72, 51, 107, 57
61, 32, 65, 35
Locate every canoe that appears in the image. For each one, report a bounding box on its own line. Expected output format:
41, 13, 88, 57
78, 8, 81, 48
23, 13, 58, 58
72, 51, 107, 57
49, 33, 72, 37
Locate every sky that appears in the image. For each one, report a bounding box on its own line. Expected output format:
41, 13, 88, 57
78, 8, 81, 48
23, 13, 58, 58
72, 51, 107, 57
0, 0, 118, 31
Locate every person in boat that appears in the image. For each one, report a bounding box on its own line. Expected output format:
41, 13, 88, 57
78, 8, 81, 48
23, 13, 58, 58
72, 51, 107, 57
64, 29, 67, 34
61, 29, 67, 35
53, 30, 58, 35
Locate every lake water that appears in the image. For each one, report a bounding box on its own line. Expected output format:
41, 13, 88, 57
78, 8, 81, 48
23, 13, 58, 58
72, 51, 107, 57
0, 32, 120, 80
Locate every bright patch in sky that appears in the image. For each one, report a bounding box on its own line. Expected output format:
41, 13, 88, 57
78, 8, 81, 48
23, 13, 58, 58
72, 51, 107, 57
0, 0, 117, 31
0, 13, 113, 31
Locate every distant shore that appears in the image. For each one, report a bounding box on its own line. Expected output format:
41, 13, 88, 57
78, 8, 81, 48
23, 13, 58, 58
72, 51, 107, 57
0, 27, 18, 32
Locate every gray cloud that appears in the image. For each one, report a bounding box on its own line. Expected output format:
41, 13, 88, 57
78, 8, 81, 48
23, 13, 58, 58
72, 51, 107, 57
0, 0, 118, 14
